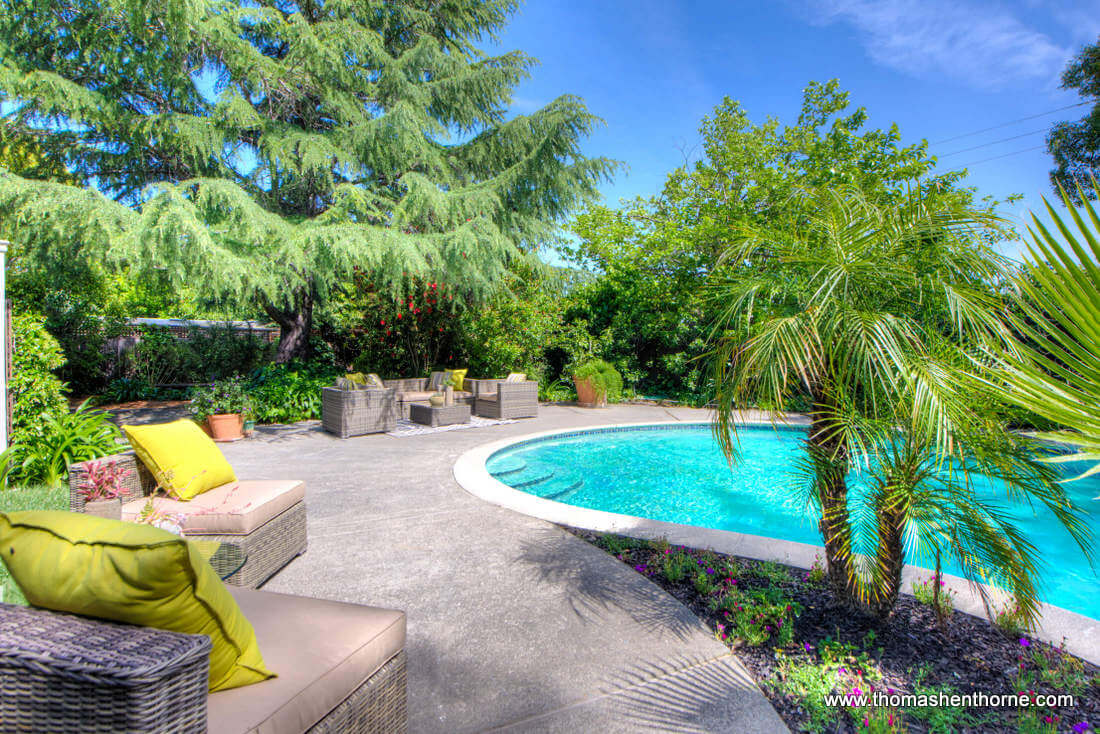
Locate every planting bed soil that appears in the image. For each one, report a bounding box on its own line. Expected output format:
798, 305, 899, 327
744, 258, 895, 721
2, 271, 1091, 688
568, 528, 1099, 734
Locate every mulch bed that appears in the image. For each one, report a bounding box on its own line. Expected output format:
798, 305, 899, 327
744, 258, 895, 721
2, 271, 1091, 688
566, 527, 1099, 733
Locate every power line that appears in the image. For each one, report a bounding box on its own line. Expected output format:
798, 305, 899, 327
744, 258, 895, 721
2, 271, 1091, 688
929, 101, 1089, 146
951, 144, 1047, 169
938, 128, 1048, 157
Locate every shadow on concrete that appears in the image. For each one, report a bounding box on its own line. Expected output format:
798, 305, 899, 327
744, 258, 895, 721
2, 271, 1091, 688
250, 421, 327, 444
601, 653, 773, 733
103, 401, 191, 426
515, 526, 702, 643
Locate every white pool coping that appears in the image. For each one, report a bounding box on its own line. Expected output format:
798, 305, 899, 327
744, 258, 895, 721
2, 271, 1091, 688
453, 420, 1100, 665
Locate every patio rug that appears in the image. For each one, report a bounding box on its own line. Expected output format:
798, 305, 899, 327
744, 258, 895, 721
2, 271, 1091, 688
386, 415, 517, 437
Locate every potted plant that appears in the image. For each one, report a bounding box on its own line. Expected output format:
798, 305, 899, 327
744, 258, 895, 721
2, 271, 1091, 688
572, 359, 622, 408
190, 376, 252, 441
77, 459, 132, 521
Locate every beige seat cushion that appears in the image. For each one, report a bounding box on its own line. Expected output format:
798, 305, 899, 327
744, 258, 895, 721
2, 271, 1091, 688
397, 390, 435, 401
208, 588, 406, 734
121, 479, 305, 536
478, 393, 498, 401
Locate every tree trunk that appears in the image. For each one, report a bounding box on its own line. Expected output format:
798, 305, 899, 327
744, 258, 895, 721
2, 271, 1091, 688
809, 391, 855, 601
871, 496, 907, 619
264, 288, 314, 363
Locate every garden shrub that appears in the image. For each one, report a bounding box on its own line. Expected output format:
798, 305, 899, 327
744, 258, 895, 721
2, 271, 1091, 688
572, 359, 623, 402
8, 312, 67, 446
189, 376, 253, 422
247, 361, 341, 424
1, 402, 123, 487
124, 324, 274, 387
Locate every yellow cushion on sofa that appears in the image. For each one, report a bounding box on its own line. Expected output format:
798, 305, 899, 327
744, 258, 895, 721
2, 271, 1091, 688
0, 511, 275, 692
444, 368, 468, 391
345, 372, 367, 385
123, 420, 237, 500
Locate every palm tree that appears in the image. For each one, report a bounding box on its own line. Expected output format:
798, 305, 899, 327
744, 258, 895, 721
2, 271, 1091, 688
995, 180, 1100, 478
707, 185, 1089, 621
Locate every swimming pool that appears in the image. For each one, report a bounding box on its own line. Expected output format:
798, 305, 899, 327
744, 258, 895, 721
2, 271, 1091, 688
484, 423, 1100, 620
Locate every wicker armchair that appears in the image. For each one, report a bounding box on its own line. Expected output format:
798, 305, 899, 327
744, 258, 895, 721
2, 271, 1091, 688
0, 592, 408, 733
474, 380, 539, 419
68, 453, 307, 589
322, 386, 397, 437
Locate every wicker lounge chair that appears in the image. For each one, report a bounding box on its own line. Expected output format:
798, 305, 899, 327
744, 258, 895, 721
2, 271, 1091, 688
0, 588, 407, 733
322, 385, 398, 437
474, 379, 539, 419
68, 454, 307, 589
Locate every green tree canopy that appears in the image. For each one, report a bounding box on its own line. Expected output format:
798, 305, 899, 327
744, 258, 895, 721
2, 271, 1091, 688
1048, 37, 1100, 201
562, 81, 1003, 400
0, 0, 614, 360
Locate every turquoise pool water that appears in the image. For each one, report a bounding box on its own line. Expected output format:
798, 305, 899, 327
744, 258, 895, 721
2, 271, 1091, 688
485, 424, 1100, 620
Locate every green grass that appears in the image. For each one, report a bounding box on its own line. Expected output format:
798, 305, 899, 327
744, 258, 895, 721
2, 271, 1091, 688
0, 484, 67, 605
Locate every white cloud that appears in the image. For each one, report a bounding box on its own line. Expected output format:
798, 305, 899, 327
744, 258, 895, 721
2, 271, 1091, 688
805, 0, 1071, 90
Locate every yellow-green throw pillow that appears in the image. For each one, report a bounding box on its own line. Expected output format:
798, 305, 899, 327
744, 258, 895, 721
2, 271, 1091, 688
346, 372, 367, 385
445, 368, 468, 391
123, 420, 237, 501
0, 511, 274, 692
505, 372, 527, 383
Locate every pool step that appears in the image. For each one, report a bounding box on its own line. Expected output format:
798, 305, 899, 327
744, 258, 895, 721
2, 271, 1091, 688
511, 469, 555, 489
489, 459, 528, 478
544, 478, 584, 501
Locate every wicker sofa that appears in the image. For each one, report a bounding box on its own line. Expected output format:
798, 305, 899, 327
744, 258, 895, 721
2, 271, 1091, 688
68, 453, 307, 589
383, 372, 475, 418
322, 385, 398, 437
473, 379, 539, 419
0, 588, 407, 733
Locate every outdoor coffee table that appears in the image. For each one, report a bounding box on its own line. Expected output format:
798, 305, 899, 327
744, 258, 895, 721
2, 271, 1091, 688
409, 402, 471, 427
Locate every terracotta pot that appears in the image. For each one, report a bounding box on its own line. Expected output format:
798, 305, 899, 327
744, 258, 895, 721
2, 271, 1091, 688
573, 377, 607, 408
84, 498, 122, 521
207, 413, 243, 440
429, 394, 445, 407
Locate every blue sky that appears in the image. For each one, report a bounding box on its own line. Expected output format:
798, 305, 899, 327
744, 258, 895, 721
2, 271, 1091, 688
487, 0, 1100, 260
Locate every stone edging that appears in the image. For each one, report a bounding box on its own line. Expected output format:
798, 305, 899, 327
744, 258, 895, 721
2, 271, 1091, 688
452, 420, 1100, 665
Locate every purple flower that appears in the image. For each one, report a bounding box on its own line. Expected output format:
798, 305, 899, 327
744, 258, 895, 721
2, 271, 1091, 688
706, 567, 715, 575
852, 687, 862, 696
1020, 637, 1031, 647
804, 643, 812, 652
1072, 723, 1089, 734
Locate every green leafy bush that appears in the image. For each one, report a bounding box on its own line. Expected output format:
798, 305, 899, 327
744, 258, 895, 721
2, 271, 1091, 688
9, 312, 67, 446
1, 401, 123, 487
126, 324, 274, 387
661, 548, 694, 583
572, 359, 623, 402
189, 376, 253, 422
247, 362, 341, 424
720, 589, 802, 646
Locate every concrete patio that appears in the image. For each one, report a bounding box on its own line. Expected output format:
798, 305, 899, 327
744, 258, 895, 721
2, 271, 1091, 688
208, 404, 788, 733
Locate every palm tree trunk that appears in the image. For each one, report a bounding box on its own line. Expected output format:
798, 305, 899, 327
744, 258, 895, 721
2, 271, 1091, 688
871, 498, 907, 619
809, 392, 855, 600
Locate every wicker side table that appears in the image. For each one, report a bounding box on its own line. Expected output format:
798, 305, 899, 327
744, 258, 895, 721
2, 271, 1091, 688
408, 403, 471, 427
